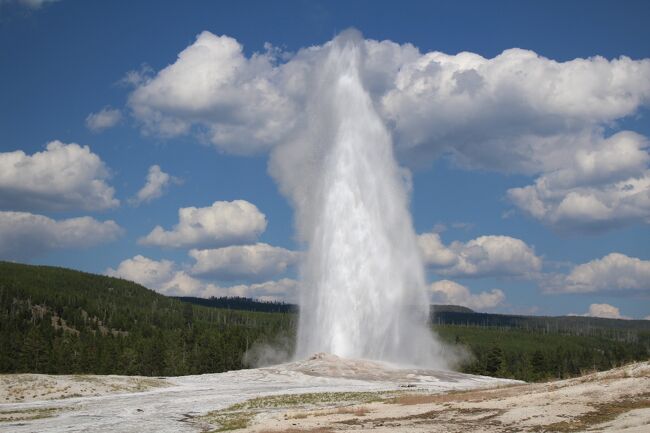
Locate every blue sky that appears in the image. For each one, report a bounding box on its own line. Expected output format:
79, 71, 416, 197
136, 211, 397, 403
1, 0, 649, 319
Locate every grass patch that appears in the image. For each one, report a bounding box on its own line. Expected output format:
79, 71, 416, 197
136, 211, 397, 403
333, 406, 370, 416
230, 391, 391, 411
197, 391, 391, 432
258, 429, 334, 433
198, 410, 255, 432
0, 407, 59, 422
385, 385, 523, 406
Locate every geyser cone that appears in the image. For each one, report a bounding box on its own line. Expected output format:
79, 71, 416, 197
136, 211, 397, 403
271, 30, 449, 368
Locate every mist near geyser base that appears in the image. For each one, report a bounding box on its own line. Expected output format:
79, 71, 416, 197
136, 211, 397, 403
266, 30, 458, 370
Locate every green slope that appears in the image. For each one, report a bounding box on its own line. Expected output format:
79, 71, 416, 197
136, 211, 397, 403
0, 261, 295, 376
1, 261, 648, 381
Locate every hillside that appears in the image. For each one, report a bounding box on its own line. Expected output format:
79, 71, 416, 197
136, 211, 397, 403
174, 296, 297, 313
431, 310, 650, 335
178, 296, 650, 337
0, 261, 295, 376
1, 261, 648, 382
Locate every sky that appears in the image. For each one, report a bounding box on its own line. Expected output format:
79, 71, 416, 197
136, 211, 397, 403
0, 0, 649, 320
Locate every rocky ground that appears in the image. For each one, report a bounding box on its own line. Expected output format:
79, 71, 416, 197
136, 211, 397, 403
235, 361, 650, 433
0, 354, 647, 432
0, 374, 167, 404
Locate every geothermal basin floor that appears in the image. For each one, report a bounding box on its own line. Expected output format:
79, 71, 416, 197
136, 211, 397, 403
0, 354, 516, 432
3, 355, 648, 432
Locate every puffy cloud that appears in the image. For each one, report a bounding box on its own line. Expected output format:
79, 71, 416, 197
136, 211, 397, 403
127, 32, 301, 155
129, 165, 179, 206
429, 279, 505, 310
387, 50, 650, 232
417, 233, 457, 267
130, 33, 650, 162
0, 141, 119, 212
189, 243, 299, 281
139, 200, 266, 248
382, 50, 650, 231
382, 50, 650, 169
0, 211, 122, 260
384, 48, 650, 232
106, 255, 215, 297
106, 254, 298, 300
128, 32, 650, 233
545, 253, 650, 294
579, 303, 630, 320
106, 255, 176, 290
418, 233, 542, 278
507, 132, 650, 232
85, 107, 122, 132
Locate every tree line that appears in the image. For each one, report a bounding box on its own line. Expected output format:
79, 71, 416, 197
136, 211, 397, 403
1, 261, 647, 381
435, 324, 649, 381
0, 262, 294, 376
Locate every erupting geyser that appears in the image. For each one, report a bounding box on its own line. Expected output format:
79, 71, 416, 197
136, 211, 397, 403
271, 30, 448, 368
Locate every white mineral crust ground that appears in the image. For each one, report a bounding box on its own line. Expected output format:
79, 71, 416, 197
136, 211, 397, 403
0, 354, 518, 433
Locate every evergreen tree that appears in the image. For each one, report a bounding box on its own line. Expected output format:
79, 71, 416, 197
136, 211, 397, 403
485, 346, 504, 376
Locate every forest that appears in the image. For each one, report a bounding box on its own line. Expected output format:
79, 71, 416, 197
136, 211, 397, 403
0, 262, 294, 376
1, 261, 648, 381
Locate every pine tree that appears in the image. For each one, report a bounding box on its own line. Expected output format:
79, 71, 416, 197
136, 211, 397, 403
485, 346, 504, 376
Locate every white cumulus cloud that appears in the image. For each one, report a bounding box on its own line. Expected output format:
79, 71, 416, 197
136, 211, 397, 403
545, 253, 650, 294
418, 233, 542, 278
130, 33, 650, 166
0, 140, 119, 212
106, 255, 212, 297
106, 255, 176, 289
127, 32, 650, 233
85, 107, 122, 132
139, 200, 267, 249
127, 32, 300, 155
507, 132, 650, 232
417, 232, 457, 267
189, 243, 299, 282
129, 165, 179, 206
0, 211, 122, 260
382, 50, 650, 168
106, 254, 298, 301
578, 303, 630, 320
429, 279, 505, 310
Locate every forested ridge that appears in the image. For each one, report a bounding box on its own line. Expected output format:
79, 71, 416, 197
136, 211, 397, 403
0, 261, 294, 376
1, 261, 648, 381
174, 296, 296, 313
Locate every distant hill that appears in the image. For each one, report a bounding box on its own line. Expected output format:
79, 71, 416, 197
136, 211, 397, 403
431, 310, 650, 337
0, 261, 294, 376
431, 304, 475, 314
177, 296, 648, 337
177, 298, 474, 315
174, 296, 297, 313
1, 261, 648, 381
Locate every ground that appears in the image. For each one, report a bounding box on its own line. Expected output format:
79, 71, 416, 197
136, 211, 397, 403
0, 354, 647, 432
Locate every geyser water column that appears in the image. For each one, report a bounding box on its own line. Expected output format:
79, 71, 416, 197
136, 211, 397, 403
271, 31, 447, 368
